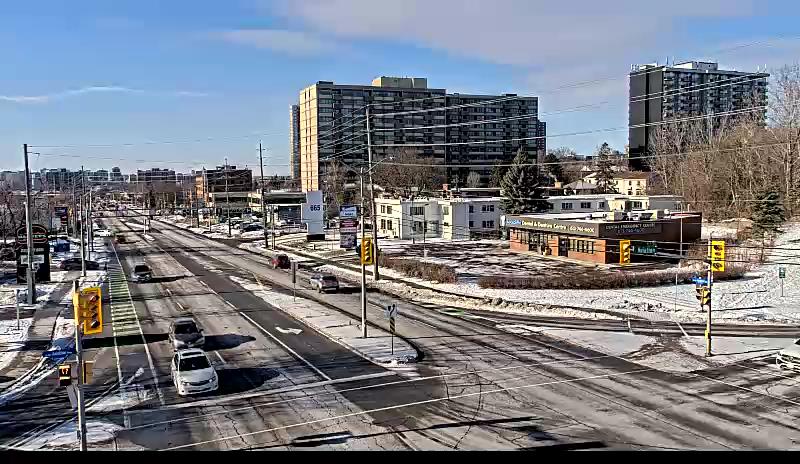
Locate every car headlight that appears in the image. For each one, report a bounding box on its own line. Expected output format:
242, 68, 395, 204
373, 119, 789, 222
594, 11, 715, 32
181, 381, 190, 386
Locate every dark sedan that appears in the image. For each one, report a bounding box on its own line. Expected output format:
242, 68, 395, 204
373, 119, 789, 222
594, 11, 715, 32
60, 258, 100, 271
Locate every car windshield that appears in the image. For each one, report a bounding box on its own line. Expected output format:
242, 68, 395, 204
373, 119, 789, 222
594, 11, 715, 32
178, 356, 210, 371
134, 265, 150, 273
174, 322, 198, 335
323, 276, 337, 282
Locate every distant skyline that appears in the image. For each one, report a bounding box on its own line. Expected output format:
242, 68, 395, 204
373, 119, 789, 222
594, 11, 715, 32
2, 0, 799, 174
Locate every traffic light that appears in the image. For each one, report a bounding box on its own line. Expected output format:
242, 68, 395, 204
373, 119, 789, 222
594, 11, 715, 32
361, 237, 374, 265
74, 287, 103, 335
695, 286, 711, 306
710, 240, 725, 272
58, 364, 72, 387
619, 240, 632, 265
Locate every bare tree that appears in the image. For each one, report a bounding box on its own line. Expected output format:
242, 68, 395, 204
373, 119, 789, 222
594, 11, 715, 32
372, 148, 446, 195
465, 171, 482, 188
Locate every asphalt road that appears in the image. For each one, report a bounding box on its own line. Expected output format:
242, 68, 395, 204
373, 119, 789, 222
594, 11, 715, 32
141, 217, 800, 450
6, 212, 800, 450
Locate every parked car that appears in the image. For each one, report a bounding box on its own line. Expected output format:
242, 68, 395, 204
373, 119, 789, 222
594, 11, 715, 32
309, 273, 339, 293
95, 229, 112, 238
60, 258, 100, 271
115, 234, 127, 244
269, 253, 291, 269
776, 340, 800, 370
131, 264, 153, 283
169, 317, 205, 350
171, 349, 218, 396
241, 223, 263, 233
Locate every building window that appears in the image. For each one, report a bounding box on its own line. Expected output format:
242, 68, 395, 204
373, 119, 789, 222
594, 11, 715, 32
469, 221, 474, 228
410, 206, 425, 216
387, 205, 392, 214
441, 206, 450, 215
561, 202, 573, 210
388, 220, 393, 230
482, 220, 495, 228
598, 202, 605, 208
469, 205, 474, 213
632, 201, 643, 209
580, 202, 592, 209
380, 219, 386, 230
380, 205, 386, 214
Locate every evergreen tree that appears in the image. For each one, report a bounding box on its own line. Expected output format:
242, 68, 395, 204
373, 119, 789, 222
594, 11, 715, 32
543, 152, 563, 183
488, 163, 507, 188
501, 148, 546, 214
594, 142, 618, 194
752, 190, 785, 236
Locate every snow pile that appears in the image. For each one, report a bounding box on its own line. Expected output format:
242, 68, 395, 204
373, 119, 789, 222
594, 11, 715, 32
20, 420, 123, 450
0, 317, 33, 372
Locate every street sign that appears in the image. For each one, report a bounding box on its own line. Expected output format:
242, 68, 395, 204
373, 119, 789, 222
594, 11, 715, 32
779, 267, 786, 279
710, 240, 725, 272
386, 304, 398, 319
692, 277, 709, 285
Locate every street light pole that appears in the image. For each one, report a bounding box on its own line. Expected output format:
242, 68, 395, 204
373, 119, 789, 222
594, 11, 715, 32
365, 107, 380, 281
258, 142, 269, 251
22, 144, 36, 304
224, 157, 231, 237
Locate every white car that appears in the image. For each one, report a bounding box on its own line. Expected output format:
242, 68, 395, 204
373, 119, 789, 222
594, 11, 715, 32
171, 349, 218, 396
95, 229, 112, 238
776, 340, 800, 370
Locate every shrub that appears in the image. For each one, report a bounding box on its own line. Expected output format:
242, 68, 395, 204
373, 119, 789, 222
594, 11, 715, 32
477, 263, 749, 290
378, 255, 457, 283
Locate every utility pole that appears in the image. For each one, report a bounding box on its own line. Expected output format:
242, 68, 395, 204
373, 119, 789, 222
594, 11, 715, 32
360, 167, 368, 338
80, 167, 86, 278
365, 107, 380, 281
224, 157, 231, 237
258, 143, 269, 251
23, 144, 36, 304
73, 280, 87, 451
88, 187, 93, 256
706, 236, 713, 357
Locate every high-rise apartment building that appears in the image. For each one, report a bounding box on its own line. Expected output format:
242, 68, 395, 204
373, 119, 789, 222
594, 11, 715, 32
628, 61, 769, 170
289, 105, 301, 179
296, 76, 545, 192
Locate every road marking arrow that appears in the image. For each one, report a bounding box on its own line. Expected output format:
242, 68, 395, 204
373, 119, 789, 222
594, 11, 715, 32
275, 326, 302, 335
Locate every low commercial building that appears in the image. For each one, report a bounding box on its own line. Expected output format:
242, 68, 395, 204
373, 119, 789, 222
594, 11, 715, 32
582, 171, 650, 195
247, 191, 304, 223
503, 210, 701, 264
375, 196, 504, 240
545, 194, 684, 214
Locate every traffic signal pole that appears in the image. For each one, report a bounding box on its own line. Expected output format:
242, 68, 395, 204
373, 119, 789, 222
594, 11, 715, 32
73, 280, 87, 451
360, 168, 367, 338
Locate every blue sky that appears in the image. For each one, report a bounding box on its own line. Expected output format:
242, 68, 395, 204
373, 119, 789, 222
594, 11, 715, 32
1, 0, 799, 174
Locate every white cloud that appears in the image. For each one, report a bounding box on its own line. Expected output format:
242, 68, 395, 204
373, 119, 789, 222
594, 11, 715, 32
0, 86, 209, 104
216, 29, 339, 56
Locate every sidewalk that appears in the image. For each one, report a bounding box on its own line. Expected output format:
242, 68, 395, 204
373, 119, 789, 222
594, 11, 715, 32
0, 275, 75, 391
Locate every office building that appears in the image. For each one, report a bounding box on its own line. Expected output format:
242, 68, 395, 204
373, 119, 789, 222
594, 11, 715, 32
296, 76, 546, 192
374, 195, 504, 240
289, 104, 301, 179
137, 168, 176, 184
629, 61, 769, 170
194, 165, 253, 204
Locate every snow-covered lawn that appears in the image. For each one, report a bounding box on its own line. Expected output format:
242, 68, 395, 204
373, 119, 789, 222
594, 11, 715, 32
310, 222, 800, 324
0, 317, 33, 373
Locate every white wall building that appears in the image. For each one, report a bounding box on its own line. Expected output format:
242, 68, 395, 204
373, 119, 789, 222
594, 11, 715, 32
545, 194, 684, 214
375, 196, 504, 241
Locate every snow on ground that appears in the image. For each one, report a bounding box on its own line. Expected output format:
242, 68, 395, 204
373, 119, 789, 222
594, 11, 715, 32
309, 222, 800, 324
0, 317, 33, 373
19, 420, 124, 450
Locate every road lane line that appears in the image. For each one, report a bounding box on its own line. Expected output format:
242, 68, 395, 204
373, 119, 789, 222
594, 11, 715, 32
110, 240, 165, 407
164, 367, 657, 451
238, 312, 331, 382
184, 263, 333, 382
675, 320, 689, 337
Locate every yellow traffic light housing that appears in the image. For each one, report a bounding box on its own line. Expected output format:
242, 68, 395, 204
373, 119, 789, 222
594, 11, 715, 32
619, 240, 631, 265
74, 287, 103, 335
710, 240, 725, 272
58, 364, 72, 387
361, 237, 374, 265
701, 288, 711, 306
695, 285, 704, 301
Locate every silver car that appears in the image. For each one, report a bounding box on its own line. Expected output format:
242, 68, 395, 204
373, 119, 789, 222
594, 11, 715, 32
309, 273, 339, 293
169, 318, 205, 350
